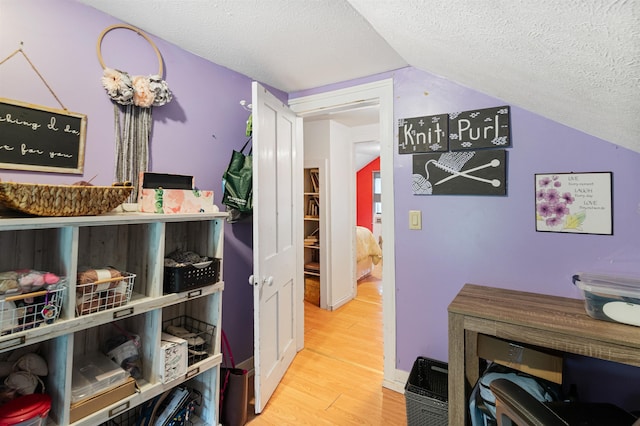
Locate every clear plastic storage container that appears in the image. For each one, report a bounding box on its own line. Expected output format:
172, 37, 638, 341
573, 272, 640, 327
0, 393, 51, 426
71, 352, 129, 403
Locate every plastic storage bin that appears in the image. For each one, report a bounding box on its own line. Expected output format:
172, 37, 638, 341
573, 273, 640, 327
405, 357, 448, 426
164, 258, 220, 293
0, 393, 51, 426
71, 352, 129, 403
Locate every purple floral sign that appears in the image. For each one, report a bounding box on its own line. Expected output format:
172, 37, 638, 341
535, 172, 612, 235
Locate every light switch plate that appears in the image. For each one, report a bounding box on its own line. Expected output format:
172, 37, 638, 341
409, 210, 421, 230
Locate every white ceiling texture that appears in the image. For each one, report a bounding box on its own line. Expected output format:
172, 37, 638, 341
78, 0, 640, 153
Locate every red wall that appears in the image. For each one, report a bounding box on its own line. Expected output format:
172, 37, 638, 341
356, 157, 380, 231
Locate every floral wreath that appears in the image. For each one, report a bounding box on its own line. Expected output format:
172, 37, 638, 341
97, 24, 172, 108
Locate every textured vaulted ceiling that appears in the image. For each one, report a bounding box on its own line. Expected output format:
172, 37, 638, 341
78, 0, 640, 153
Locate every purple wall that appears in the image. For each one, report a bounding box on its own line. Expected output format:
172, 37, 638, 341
392, 66, 640, 364
1, 0, 259, 362
293, 66, 640, 408
392, 67, 640, 406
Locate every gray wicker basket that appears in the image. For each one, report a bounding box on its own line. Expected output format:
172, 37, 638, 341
405, 357, 448, 426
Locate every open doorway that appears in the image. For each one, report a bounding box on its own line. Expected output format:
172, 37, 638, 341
304, 105, 381, 306
289, 79, 398, 390
354, 138, 382, 283
301, 105, 386, 375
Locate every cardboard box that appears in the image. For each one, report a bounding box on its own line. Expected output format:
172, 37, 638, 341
304, 277, 320, 306
160, 332, 188, 383
137, 172, 214, 214
477, 334, 563, 384
69, 376, 136, 423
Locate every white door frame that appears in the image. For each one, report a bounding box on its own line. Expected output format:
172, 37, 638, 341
289, 79, 401, 390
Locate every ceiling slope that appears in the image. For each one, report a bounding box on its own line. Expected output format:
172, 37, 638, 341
348, 0, 640, 152
78, 0, 640, 153
78, 0, 407, 92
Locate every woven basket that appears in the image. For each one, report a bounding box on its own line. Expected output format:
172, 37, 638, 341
0, 182, 133, 217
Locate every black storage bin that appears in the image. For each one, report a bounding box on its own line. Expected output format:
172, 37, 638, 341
164, 258, 221, 293
405, 356, 448, 426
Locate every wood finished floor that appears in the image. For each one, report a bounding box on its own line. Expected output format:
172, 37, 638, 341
246, 264, 407, 425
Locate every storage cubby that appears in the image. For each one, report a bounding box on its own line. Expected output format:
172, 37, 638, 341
0, 212, 226, 425
77, 223, 155, 299
0, 228, 66, 276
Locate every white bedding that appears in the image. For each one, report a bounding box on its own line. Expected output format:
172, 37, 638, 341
356, 226, 382, 263
356, 226, 382, 280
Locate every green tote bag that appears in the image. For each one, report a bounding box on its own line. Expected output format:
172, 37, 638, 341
222, 138, 252, 213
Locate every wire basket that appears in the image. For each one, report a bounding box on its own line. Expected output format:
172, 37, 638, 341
163, 316, 216, 366
98, 385, 203, 426
75, 273, 135, 316
0, 181, 133, 217
0, 282, 67, 335
98, 405, 141, 426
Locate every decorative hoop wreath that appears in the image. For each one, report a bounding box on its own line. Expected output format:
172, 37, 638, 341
96, 24, 172, 108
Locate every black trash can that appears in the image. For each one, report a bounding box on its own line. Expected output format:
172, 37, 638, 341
405, 357, 448, 426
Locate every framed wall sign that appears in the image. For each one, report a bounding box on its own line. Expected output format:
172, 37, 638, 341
535, 172, 613, 235
398, 114, 448, 154
0, 98, 87, 174
412, 149, 507, 196
449, 106, 510, 150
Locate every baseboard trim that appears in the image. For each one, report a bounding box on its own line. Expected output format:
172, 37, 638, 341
384, 367, 409, 394
330, 294, 354, 311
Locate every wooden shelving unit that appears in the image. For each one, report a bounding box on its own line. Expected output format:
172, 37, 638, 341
303, 168, 321, 305
0, 211, 226, 425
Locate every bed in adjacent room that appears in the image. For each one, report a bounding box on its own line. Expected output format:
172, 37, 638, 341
356, 226, 382, 280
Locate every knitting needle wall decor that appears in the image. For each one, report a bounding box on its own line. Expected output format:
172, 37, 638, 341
97, 24, 172, 202
404, 104, 511, 196
412, 149, 507, 195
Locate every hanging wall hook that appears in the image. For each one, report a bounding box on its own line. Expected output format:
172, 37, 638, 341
240, 100, 252, 111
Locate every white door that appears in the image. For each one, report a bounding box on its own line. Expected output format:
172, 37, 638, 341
252, 81, 302, 413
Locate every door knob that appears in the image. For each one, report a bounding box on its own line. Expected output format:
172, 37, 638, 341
248, 275, 273, 288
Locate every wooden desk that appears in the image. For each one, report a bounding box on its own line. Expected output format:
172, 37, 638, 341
448, 283, 640, 425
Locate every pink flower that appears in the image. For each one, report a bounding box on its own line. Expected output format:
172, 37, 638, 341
132, 75, 155, 108
101, 68, 133, 104
102, 68, 123, 96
